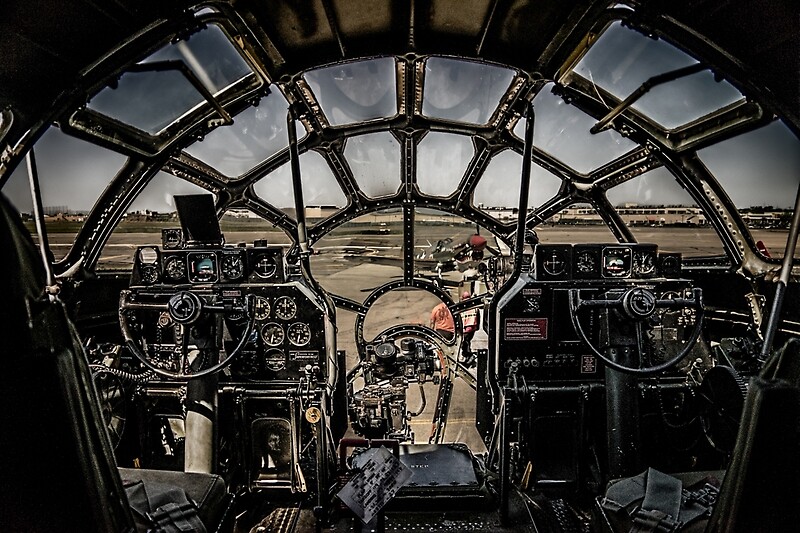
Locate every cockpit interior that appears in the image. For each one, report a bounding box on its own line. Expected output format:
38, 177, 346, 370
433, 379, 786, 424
1, 1, 799, 531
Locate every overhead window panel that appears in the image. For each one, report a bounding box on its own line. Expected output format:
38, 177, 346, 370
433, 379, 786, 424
572, 22, 744, 130
417, 133, 473, 196
185, 87, 304, 178
422, 57, 515, 125
87, 24, 253, 135
304, 58, 397, 126
344, 132, 400, 199
514, 86, 637, 175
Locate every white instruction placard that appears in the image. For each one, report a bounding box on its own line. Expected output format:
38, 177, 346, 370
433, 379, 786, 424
336, 446, 412, 524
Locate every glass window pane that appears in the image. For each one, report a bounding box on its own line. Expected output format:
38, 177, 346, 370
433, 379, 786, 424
514, 86, 637, 174
310, 209, 404, 304
417, 133, 473, 196
632, 70, 743, 129
88, 24, 252, 134
422, 57, 515, 125
698, 121, 800, 259
254, 150, 348, 215
1, 127, 127, 260
344, 132, 400, 198
536, 204, 615, 244
607, 167, 724, 257
185, 87, 302, 177
573, 22, 743, 129
97, 172, 212, 270
220, 209, 293, 246
304, 58, 397, 126
473, 150, 562, 217
698, 121, 800, 210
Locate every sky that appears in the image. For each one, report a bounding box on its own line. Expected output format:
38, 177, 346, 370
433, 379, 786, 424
2, 20, 799, 216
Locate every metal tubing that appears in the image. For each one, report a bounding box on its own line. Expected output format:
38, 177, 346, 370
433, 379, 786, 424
499, 391, 512, 525
591, 63, 706, 134
761, 181, 800, 359
287, 106, 311, 258
513, 101, 535, 275
26, 149, 56, 293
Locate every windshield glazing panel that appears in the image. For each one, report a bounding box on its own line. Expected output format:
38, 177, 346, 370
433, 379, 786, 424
185, 87, 301, 177
88, 24, 252, 134
422, 57, 515, 125
310, 209, 403, 304
417, 133, 473, 196
344, 132, 400, 198
473, 150, 562, 219
254, 150, 348, 216
573, 22, 742, 129
698, 121, 800, 210
304, 58, 397, 126
98, 172, 212, 270
606, 167, 724, 257
514, 86, 637, 174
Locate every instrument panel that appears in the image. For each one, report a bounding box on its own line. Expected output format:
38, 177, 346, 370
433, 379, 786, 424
131, 245, 285, 286
535, 243, 678, 281
128, 242, 333, 383
496, 243, 694, 381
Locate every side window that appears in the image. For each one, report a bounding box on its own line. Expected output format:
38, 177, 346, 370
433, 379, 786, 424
1, 127, 127, 262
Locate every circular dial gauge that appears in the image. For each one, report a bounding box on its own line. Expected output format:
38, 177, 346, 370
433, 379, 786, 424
140, 265, 160, 284
633, 251, 656, 276
261, 323, 285, 346
221, 254, 244, 280
274, 296, 297, 320
138, 247, 158, 264
253, 296, 271, 321
253, 255, 278, 279
163, 256, 186, 281
541, 250, 567, 276
575, 251, 597, 274
264, 349, 286, 371
287, 322, 311, 346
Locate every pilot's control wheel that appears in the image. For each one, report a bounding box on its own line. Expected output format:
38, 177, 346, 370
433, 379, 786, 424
119, 289, 255, 379
568, 286, 704, 375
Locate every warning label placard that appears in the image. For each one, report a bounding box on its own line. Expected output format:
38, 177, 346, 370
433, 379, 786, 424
505, 318, 548, 340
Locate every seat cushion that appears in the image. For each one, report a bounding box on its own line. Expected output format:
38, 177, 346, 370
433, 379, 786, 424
119, 467, 230, 531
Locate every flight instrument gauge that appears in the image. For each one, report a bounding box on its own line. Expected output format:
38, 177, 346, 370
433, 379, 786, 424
575, 250, 597, 276
261, 323, 285, 346
287, 322, 311, 346
253, 254, 278, 279
633, 250, 656, 277
163, 256, 186, 281
541, 249, 568, 277
602, 247, 632, 278
253, 296, 271, 321
274, 296, 297, 320
221, 253, 244, 281
140, 265, 160, 284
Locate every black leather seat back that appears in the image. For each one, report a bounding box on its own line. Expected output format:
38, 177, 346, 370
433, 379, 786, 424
705, 339, 800, 532
0, 194, 134, 532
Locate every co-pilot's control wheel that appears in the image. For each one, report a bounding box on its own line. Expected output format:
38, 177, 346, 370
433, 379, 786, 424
119, 289, 255, 380
568, 286, 704, 375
